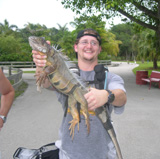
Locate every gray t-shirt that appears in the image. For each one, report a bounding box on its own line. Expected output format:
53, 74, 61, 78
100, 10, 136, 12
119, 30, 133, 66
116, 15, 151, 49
55, 70, 126, 159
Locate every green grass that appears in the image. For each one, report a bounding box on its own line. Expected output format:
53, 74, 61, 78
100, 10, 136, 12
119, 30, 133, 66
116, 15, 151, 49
15, 81, 28, 98
132, 61, 160, 76
12, 70, 35, 99
0, 81, 28, 103
23, 71, 35, 73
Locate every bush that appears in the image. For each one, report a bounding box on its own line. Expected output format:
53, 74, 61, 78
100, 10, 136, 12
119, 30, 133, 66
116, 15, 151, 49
0, 52, 32, 61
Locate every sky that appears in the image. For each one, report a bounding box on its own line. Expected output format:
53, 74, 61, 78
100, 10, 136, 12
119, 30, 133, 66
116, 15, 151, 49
0, 0, 122, 31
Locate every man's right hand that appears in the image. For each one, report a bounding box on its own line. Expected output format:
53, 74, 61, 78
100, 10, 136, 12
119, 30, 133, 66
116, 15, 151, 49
32, 50, 47, 67
32, 40, 50, 67
32, 41, 54, 89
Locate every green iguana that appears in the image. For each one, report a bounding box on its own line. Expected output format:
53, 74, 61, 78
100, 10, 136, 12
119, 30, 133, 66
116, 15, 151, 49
29, 36, 123, 159
29, 36, 90, 140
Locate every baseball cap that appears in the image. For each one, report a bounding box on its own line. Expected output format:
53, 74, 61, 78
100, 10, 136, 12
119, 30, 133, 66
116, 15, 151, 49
76, 29, 101, 45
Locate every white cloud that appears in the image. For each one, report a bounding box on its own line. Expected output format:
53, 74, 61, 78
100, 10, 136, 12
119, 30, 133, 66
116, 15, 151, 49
0, 0, 123, 30
0, 0, 76, 30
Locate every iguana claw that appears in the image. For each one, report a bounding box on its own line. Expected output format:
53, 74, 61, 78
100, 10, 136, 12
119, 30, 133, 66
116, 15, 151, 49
69, 119, 79, 140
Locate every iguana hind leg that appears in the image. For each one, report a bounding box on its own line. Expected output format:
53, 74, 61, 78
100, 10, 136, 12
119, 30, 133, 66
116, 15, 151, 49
73, 87, 90, 134
68, 95, 80, 140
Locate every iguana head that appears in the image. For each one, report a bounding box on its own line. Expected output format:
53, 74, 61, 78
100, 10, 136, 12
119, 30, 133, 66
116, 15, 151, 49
29, 36, 54, 56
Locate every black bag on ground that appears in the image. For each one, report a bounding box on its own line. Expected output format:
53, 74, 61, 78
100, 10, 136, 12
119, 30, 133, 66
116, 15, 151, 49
13, 142, 59, 159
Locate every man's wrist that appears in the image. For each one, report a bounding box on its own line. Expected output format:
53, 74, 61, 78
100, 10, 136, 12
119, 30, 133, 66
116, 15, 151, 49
0, 115, 7, 123
106, 90, 115, 104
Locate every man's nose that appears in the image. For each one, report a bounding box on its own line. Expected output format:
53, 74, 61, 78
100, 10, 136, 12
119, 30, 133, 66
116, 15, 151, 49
86, 42, 92, 47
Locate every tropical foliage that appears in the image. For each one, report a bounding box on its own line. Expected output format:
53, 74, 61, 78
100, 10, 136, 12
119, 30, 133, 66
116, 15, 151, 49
0, 18, 122, 61
0, 5, 159, 70
131, 28, 156, 62
60, 0, 160, 69
70, 15, 122, 59
110, 23, 134, 60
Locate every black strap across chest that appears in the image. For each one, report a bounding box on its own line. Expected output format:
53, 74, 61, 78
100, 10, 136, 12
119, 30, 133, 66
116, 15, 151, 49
64, 64, 108, 117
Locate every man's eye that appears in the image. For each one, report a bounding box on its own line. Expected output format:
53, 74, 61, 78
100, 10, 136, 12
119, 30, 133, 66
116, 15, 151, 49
91, 42, 96, 46
82, 41, 87, 45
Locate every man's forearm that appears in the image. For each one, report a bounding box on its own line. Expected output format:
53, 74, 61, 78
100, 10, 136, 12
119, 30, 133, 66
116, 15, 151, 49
0, 90, 15, 116
112, 89, 127, 106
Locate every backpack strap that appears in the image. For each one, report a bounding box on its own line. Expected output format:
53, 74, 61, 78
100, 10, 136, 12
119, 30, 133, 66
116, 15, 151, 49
104, 70, 108, 90
64, 64, 108, 118
94, 64, 108, 90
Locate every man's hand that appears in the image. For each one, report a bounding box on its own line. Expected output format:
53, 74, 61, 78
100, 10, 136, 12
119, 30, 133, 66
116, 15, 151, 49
32, 41, 52, 89
32, 50, 47, 67
32, 40, 50, 67
84, 88, 108, 111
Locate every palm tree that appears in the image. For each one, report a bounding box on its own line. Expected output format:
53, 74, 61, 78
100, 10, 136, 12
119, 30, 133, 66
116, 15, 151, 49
138, 30, 156, 62
23, 23, 47, 35
131, 29, 156, 64
56, 23, 69, 40
0, 19, 18, 35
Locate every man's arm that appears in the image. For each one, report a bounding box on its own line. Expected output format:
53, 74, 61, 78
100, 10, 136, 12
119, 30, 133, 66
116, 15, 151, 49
111, 89, 127, 106
0, 69, 15, 129
32, 50, 54, 89
84, 88, 127, 111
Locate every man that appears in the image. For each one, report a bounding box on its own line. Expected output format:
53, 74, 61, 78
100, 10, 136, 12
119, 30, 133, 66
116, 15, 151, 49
0, 68, 15, 131
32, 28, 127, 159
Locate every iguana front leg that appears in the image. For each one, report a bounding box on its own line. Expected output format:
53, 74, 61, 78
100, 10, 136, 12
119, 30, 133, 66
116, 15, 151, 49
35, 65, 56, 91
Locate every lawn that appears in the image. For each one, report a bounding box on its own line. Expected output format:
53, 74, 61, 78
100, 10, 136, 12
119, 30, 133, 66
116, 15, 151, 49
132, 61, 160, 76
23, 70, 35, 73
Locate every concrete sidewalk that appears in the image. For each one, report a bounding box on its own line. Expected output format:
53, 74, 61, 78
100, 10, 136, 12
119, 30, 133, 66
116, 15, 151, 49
0, 62, 160, 159
110, 62, 160, 159
0, 72, 63, 159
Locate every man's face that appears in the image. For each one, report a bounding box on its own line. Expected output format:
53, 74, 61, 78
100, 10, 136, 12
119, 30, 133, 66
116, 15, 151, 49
74, 35, 101, 62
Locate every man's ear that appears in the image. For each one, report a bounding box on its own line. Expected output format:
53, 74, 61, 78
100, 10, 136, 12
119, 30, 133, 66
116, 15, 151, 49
74, 44, 78, 52
98, 46, 102, 54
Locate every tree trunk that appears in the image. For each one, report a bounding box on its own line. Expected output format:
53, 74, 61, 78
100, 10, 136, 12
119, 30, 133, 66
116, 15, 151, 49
153, 57, 158, 69
154, 1, 160, 69
154, 29, 160, 69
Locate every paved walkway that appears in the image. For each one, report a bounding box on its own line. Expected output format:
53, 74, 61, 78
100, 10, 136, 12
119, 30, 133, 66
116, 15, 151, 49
0, 62, 160, 159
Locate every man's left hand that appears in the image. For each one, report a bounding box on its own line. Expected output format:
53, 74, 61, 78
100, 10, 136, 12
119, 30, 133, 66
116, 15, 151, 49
84, 88, 108, 111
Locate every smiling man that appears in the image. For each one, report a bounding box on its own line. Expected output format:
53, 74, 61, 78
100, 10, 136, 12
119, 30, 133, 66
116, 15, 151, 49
32, 28, 127, 159
74, 29, 102, 68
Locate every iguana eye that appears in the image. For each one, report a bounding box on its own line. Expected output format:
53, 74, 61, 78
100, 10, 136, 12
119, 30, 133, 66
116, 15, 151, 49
38, 46, 47, 53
